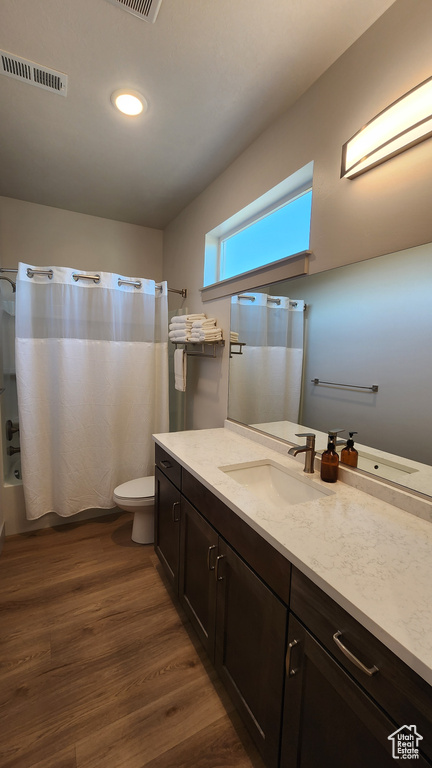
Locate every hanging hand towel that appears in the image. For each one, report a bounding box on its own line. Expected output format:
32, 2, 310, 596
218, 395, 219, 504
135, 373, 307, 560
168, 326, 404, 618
174, 348, 187, 391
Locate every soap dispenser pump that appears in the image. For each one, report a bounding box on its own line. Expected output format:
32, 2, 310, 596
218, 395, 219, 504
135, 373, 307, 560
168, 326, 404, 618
341, 432, 359, 468
320, 430, 344, 483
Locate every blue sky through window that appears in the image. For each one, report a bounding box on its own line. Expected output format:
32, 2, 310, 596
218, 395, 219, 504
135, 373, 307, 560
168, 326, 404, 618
220, 189, 312, 281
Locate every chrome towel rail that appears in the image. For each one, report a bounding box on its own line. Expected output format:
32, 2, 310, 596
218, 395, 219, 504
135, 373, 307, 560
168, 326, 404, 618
312, 378, 378, 392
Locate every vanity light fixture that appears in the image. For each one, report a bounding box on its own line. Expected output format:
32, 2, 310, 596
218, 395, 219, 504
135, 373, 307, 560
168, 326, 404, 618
341, 75, 432, 178
111, 89, 148, 116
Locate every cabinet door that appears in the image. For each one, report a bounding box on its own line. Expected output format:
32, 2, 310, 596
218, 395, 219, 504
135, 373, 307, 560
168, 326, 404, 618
154, 467, 181, 593
179, 498, 218, 659
281, 615, 431, 768
215, 539, 287, 768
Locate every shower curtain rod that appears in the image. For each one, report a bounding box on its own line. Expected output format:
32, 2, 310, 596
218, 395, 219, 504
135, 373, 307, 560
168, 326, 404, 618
236, 293, 306, 309
0, 268, 187, 298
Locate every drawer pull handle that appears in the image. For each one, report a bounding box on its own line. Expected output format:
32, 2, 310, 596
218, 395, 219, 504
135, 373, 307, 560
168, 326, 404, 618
215, 554, 225, 581
286, 638, 300, 677
172, 501, 180, 522
332, 631, 379, 677
207, 545, 216, 571
160, 460, 172, 469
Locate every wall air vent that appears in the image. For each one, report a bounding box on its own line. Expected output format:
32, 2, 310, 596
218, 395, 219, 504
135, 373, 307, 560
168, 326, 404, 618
0, 50, 68, 96
106, 0, 162, 24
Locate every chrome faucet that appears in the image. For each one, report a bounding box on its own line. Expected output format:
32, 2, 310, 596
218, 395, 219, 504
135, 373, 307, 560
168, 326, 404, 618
288, 433, 316, 474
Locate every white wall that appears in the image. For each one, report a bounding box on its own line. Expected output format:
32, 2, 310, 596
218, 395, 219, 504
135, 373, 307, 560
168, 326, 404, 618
0, 197, 163, 535
0, 196, 163, 278
163, 0, 432, 430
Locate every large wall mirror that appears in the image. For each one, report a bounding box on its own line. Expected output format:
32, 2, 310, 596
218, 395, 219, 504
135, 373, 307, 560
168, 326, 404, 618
228, 242, 432, 498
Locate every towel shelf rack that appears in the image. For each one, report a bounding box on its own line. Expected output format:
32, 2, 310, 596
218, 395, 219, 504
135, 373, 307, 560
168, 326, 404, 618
229, 342, 246, 357
172, 340, 225, 358
311, 378, 379, 392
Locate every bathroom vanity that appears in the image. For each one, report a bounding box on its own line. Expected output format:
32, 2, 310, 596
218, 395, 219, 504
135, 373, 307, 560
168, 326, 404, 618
153, 426, 432, 767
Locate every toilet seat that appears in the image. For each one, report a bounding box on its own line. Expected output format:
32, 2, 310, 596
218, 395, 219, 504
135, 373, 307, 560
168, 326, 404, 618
113, 476, 155, 507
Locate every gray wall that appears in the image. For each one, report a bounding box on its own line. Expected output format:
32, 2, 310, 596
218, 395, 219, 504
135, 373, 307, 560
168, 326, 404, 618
282, 244, 432, 464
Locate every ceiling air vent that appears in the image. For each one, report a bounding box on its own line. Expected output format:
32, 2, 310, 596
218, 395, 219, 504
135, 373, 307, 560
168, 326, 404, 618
106, 0, 163, 24
0, 50, 67, 96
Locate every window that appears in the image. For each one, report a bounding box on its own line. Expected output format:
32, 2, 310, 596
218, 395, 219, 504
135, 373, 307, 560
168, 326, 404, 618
219, 189, 311, 282
203, 162, 313, 294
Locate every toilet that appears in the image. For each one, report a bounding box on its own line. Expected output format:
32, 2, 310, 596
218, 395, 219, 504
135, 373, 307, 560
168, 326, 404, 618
113, 476, 155, 544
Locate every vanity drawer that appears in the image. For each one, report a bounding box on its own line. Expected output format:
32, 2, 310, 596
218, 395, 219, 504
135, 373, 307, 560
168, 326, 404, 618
290, 566, 432, 761
154, 444, 182, 490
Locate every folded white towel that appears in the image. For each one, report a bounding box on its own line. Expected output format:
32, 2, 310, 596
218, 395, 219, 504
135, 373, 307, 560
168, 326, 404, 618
169, 322, 193, 331
171, 313, 206, 324
170, 319, 191, 327
169, 331, 190, 342
190, 329, 223, 342
174, 348, 187, 392
191, 318, 217, 328
201, 327, 222, 336
201, 335, 223, 341
230, 331, 239, 341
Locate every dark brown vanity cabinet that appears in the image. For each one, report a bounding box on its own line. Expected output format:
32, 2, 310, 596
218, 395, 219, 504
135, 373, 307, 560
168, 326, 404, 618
154, 445, 432, 768
179, 496, 218, 657
179, 498, 287, 767
282, 568, 432, 767
155, 447, 288, 768
282, 615, 406, 768
154, 459, 182, 592
214, 537, 287, 768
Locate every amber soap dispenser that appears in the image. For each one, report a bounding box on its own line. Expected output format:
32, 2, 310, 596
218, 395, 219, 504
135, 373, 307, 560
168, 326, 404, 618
320, 430, 343, 483
341, 432, 359, 468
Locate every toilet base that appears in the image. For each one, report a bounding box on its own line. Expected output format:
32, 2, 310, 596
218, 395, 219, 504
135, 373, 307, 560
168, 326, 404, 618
132, 507, 154, 544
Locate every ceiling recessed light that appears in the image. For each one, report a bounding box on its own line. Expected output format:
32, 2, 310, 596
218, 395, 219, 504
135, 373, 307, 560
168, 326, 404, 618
111, 89, 148, 116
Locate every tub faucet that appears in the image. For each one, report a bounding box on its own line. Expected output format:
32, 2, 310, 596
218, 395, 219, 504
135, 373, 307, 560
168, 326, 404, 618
288, 433, 316, 474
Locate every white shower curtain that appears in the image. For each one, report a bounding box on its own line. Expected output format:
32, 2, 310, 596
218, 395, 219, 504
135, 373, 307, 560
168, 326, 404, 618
229, 292, 305, 426
15, 263, 169, 520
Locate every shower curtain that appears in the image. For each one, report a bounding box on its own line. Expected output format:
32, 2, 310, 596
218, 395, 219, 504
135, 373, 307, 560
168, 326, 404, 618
229, 292, 304, 426
15, 263, 169, 520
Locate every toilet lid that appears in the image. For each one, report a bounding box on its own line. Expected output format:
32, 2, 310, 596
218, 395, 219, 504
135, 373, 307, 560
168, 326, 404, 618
114, 476, 155, 500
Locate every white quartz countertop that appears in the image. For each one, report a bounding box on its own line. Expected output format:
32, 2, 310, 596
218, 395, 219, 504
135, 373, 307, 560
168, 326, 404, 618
153, 427, 432, 686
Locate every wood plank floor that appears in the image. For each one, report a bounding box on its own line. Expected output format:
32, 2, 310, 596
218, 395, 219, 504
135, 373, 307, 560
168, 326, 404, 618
0, 513, 266, 768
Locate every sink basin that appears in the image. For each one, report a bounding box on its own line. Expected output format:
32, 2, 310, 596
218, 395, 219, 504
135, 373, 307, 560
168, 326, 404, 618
219, 459, 334, 507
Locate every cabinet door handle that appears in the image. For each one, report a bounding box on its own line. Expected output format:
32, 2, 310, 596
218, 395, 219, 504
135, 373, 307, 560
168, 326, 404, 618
160, 459, 172, 469
207, 545, 216, 571
332, 631, 379, 677
172, 501, 180, 522
215, 554, 225, 581
286, 638, 300, 677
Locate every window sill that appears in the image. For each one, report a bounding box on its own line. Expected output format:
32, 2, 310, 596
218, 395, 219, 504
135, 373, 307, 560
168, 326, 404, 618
200, 251, 310, 302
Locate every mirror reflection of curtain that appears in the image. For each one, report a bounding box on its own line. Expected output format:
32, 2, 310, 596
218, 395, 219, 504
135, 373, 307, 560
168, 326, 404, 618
229, 293, 304, 425
15, 263, 169, 520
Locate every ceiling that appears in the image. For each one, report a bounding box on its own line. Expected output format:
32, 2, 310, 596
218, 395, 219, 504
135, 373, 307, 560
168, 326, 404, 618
0, 0, 395, 230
